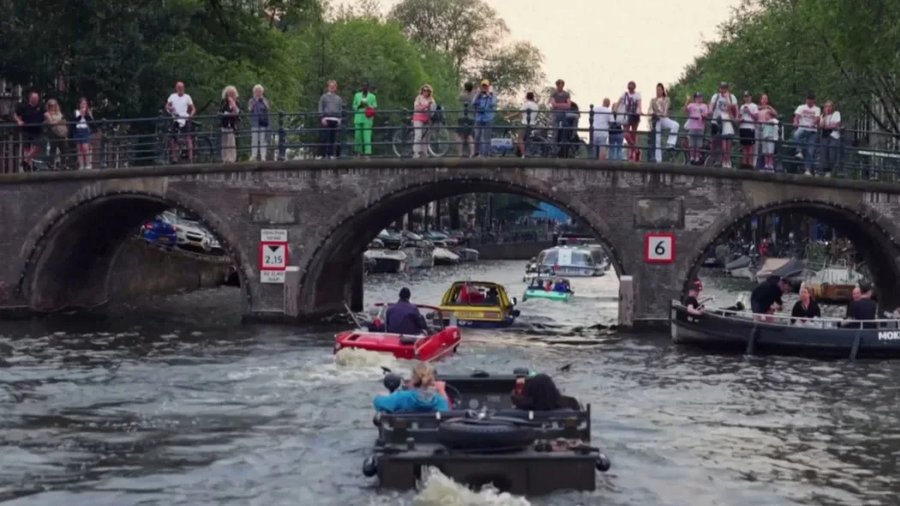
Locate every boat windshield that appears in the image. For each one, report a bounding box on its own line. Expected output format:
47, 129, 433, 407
447, 283, 503, 306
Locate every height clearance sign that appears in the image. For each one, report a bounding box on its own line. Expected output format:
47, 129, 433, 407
259, 229, 289, 283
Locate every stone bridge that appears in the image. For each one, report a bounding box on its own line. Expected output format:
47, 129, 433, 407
1, 158, 899, 327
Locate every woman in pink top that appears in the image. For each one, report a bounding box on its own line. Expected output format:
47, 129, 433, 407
412, 85, 435, 158
683, 92, 709, 165
756, 94, 779, 171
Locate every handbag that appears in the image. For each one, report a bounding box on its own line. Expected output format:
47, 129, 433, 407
365, 106, 375, 118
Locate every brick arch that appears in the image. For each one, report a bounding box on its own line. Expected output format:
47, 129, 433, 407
681, 198, 900, 310
296, 172, 625, 316
19, 187, 254, 313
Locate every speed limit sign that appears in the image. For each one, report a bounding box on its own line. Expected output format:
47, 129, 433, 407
644, 233, 675, 264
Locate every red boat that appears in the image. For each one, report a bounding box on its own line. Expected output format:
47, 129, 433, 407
333, 304, 461, 362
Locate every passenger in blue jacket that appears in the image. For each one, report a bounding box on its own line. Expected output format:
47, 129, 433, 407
385, 287, 429, 335
374, 362, 450, 413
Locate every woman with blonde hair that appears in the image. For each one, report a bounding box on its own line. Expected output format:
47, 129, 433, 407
373, 362, 449, 413
412, 84, 435, 158
220, 85, 240, 163
44, 99, 69, 169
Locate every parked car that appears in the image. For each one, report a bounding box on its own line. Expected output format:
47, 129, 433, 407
140, 213, 178, 247
166, 211, 212, 253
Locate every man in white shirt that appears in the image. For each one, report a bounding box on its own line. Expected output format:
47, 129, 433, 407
792, 93, 821, 175
709, 82, 737, 168
165, 81, 196, 163
592, 98, 612, 160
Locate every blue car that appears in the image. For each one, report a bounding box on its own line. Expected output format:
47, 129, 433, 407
140, 213, 178, 246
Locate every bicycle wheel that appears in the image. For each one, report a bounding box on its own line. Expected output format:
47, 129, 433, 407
193, 136, 215, 163
427, 125, 452, 157
392, 127, 413, 158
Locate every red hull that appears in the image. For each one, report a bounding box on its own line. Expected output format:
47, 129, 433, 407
334, 326, 461, 362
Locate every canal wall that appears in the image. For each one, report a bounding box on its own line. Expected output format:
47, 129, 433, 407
471, 241, 554, 260
108, 239, 234, 298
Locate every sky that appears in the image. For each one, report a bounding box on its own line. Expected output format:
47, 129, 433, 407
340, 0, 743, 104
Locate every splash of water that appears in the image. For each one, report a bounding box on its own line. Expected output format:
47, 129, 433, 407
413, 467, 531, 506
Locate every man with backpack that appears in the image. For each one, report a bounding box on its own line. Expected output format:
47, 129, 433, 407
709, 82, 738, 168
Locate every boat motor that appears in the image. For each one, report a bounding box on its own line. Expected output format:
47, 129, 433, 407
362, 456, 378, 477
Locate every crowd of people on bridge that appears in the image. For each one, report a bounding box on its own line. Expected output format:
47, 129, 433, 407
6, 78, 845, 175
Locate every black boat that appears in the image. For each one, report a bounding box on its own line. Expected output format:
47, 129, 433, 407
670, 301, 900, 359
363, 369, 611, 495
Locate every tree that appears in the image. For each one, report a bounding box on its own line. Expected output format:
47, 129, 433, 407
669, 0, 900, 137
388, 0, 543, 97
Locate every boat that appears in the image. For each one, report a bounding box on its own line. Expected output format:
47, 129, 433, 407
334, 304, 461, 362
804, 263, 866, 303
453, 247, 480, 263
364, 239, 408, 273
400, 240, 435, 270
439, 281, 520, 327
535, 246, 604, 277
670, 300, 900, 359
433, 247, 460, 265
362, 368, 612, 495
522, 277, 573, 302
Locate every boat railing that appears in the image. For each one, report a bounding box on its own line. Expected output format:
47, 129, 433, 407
675, 301, 900, 330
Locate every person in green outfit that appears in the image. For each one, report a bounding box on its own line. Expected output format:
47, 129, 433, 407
353, 82, 377, 157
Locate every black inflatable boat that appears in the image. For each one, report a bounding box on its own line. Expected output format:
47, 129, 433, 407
363, 369, 611, 495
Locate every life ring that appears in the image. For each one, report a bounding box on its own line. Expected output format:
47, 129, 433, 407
437, 417, 535, 451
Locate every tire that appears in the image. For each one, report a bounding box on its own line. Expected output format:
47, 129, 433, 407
437, 417, 535, 451
392, 128, 413, 158
428, 125, 451, 157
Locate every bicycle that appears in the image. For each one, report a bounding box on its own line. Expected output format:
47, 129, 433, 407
391, 107, 451, 158
160, 114, 215, 164
521, 123, 587, 159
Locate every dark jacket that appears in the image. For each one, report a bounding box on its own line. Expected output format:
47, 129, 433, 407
750, 278, 783, 312
385, 300, 428, 335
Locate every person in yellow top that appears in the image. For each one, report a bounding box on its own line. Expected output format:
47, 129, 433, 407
353, 82, 377, 157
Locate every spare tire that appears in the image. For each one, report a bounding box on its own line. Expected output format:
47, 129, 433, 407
437, 417, 535, 451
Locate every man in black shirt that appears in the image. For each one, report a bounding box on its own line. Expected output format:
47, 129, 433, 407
750, 276, 791, 314
682, 278, 704, 316
845, 282, 878, 326
13, 91, 45, 170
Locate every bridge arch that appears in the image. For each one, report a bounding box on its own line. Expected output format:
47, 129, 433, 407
18, 188, 253, 313
683, 198, 900, 310
297, 172, 625, 315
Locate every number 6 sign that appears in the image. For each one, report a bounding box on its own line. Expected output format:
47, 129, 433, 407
644, 233, 675, 264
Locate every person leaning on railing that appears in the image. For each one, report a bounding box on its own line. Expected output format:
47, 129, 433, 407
44, 99, 70, 170
592, 98, 612, 160
792, 93, 821, 175
684, 92, 708, 165
247, 84, 270, 162
412, 84, 435, 159
13, 91, 45, 171
819, 101, 841, 177
219, 85, 240, 163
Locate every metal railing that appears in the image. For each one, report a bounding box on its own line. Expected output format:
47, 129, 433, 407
2, 108, 899, 182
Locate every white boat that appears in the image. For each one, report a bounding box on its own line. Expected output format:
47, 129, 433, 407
364, 241, 408, 273
536, 246, 604, 277
433, 247, 460, 265
754, 257, 791, 282
401, 241, 435, 269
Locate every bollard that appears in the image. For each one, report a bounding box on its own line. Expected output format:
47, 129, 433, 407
618, 275, 634, 328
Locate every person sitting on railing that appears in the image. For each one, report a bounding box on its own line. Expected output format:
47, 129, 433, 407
682, 279, 704, 316
649, 83, 679, 163
750, 276, 791, 315
374, 362, 449, 413
791, 284, 821, 324
511, 373, 580, 411
385, 287, 429, 335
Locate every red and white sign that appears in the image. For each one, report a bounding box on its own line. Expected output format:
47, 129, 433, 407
259, 240, 289, 284
644, 233, 675, 264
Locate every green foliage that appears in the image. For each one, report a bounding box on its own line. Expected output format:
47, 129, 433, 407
670, 0, 900, 133
389, 0, 544, 97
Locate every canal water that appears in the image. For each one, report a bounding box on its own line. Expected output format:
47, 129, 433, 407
1, 261, 898, 505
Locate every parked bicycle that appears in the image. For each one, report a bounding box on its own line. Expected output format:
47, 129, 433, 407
158, 112, 215, 164
391, 106, 451, 158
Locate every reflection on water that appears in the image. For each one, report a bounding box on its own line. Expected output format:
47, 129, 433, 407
1, 261, 899, 505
